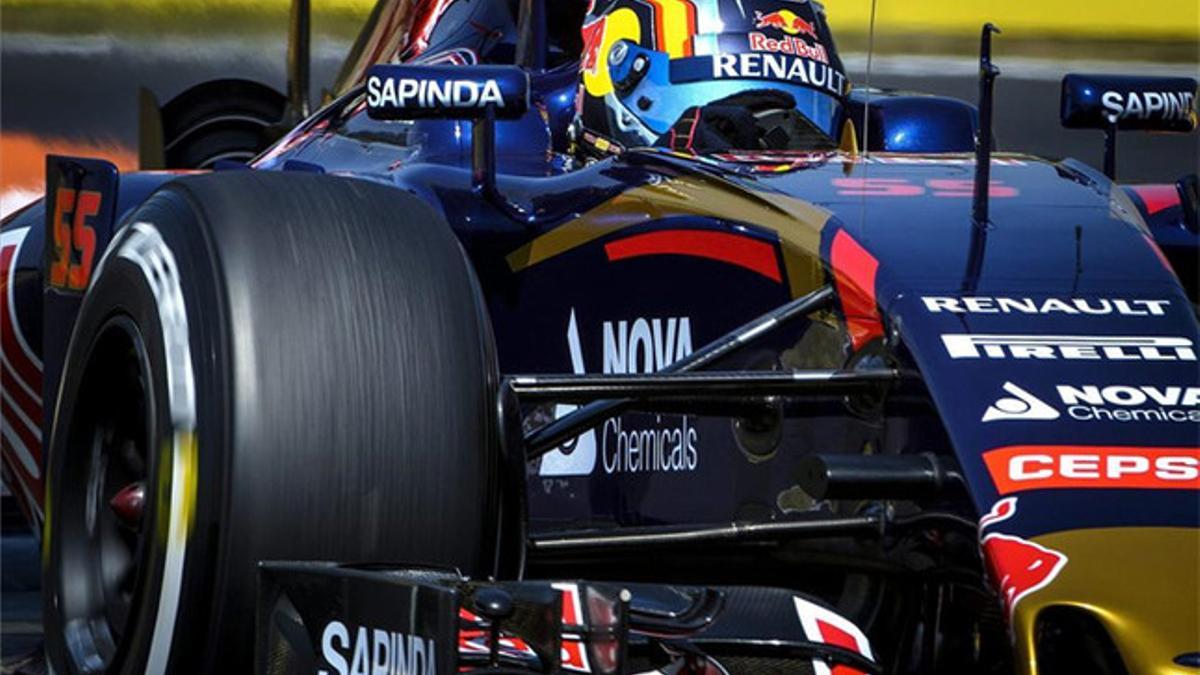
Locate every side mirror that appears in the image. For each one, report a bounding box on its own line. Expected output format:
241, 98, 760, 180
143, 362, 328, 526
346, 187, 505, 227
365, 64, 531, 208
1060, 74, 1197, 179
1061, 74, 1197, 132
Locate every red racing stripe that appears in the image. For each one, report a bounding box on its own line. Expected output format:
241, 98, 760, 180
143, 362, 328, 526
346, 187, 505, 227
1, 396, 40, 461
604, 229, 783, 282
830, 229, 883, 351
1, 244, 43, 394
2, 361, 41, 427
0, 418, 42, 509
1128, 184, 1181, 215
817, 619, 867, 675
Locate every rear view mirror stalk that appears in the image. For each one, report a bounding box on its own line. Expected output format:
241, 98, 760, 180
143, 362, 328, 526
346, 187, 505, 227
1103, 114, 1118, 180
366, 64, 531, 215
472, 105, 499, 201
286, 0, 312, 124
1061, 73, 1197, 180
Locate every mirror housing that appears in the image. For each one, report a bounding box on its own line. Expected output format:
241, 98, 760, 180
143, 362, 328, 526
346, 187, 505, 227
365, 65, 530, 121
365, 64, 532, 209
1061, 74, 1197, 132
1060, 74, 1196, 179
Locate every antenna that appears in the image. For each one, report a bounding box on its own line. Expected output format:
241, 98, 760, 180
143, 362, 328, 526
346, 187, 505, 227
962, 24, 1001, 292
861, 0, 879, 157
972, 23, 1001, 225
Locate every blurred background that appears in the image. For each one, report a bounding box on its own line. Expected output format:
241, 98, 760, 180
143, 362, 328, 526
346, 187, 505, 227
0, 0, 1198, 659
1, 0, 1198, 219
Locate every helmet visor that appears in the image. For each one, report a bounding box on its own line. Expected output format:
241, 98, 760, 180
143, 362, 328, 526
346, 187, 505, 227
608, 47, 846, 147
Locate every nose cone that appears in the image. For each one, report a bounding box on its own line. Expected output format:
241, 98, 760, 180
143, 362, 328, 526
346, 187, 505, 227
1011, 527, 1200, 675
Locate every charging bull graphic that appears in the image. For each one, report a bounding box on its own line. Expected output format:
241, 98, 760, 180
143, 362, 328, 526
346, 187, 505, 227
755, 9, 818, 39
978, 498, 1068, 619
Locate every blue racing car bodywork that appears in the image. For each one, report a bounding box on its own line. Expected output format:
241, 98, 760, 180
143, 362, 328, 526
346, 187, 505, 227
2, 1, 1197, 673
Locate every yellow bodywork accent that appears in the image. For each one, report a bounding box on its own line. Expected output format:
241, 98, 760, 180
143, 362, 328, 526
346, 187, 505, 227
506, 172, 832, 298
839, 119, 859, 156
1011, 527, 1200, 675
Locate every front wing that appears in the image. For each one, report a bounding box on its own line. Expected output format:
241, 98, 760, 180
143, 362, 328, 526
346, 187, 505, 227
256, 562, 878, 675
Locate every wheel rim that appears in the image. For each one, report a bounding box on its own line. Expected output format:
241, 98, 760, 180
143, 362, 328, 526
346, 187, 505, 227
55, 315, 157, 672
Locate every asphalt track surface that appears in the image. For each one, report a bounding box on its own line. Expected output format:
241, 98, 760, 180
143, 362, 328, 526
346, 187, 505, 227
0, 33, 1197, 662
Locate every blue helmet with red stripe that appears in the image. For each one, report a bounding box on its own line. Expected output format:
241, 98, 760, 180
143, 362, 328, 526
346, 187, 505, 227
572, 0, 849, 157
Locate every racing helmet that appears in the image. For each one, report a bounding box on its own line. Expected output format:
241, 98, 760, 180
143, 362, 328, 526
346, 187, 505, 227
573, 0, 851, 156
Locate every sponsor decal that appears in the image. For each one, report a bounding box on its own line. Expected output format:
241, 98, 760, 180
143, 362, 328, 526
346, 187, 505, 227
1, 227, 44, 524
1058, 383, 1200, 423
922, 296, 1170, 316
793, 596, 875, 675
538, 310, 698, 478
602, 416, 697, 474
708, 52, 846, 96
538, 311, 597, 477
366, 75, 505, 110
833, 177, 1017, 198
319, 620, 436, 675
1102, 90, 1195, 124
982, 382, 1060, 422
747, 32, 828, 64
978, 495, 1017, 529
941, 334, 1196, 361
983, 381, 1199, 424
602, 314, 693, 375
983, 445, 1200, 494
366, 64, 528, 120
49, 187, 101, 292
601, 313, 698, 474
755, 9, 818, 38
978, 498, 1068, 620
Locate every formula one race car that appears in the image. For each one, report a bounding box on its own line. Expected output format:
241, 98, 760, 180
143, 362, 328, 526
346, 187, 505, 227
2, 1, 1198, 674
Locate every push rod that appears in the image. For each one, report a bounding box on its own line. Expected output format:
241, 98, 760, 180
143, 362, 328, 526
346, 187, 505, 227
528, 514, 883, 551
522, 285, 834, 458
509, 369, 899, 404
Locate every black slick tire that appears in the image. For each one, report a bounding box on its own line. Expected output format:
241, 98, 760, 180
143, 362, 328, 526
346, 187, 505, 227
42, 172, 512, 673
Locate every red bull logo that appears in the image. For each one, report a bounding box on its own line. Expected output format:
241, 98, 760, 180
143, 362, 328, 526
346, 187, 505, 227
748, 32, 828, 63
978, 498, 1068, 619
755, 9, 818, 38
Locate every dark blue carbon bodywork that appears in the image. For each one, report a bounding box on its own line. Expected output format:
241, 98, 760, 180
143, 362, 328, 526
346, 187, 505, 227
3, 57, 1196, 590
5, 66, 1196, 545
241, 64, 1197, 543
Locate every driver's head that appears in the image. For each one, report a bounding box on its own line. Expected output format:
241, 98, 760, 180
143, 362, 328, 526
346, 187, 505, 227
572, 0, 850, 158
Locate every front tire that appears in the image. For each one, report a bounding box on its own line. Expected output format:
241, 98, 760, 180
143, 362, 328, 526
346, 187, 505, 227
43, 172, 511, 673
